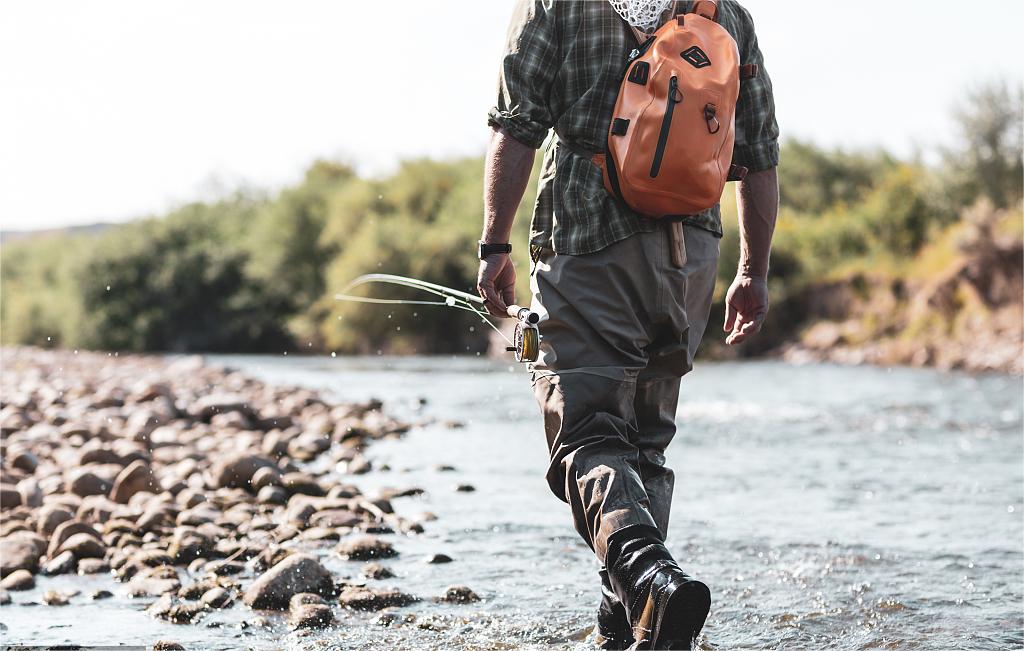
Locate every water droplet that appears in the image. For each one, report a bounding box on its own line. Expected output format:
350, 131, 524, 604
105, 285, 111, 291
331, 352, 337, 358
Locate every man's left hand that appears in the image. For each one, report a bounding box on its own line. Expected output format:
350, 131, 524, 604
723, 275, 768, 345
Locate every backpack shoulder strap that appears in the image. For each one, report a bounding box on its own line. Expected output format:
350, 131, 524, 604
689, 0, 718, 21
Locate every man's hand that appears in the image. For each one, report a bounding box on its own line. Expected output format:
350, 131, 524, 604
477, 253, 516, 317
723, 275, 768, 345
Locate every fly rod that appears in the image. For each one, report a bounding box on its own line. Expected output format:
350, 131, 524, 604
334, 273, 540, 362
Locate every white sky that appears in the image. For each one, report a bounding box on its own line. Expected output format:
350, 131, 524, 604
1, 0, 1021, 231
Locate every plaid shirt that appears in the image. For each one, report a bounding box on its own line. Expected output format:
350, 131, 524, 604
488, 0, 779, 256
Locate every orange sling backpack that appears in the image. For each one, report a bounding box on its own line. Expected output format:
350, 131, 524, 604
591, 0, 756, 218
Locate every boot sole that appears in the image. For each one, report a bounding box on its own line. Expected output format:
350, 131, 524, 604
651, 578, 711, 650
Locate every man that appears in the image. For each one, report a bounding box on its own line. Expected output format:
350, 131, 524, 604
477, 1, 778, 648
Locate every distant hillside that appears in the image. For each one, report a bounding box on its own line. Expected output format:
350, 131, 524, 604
0, 222, 115, 243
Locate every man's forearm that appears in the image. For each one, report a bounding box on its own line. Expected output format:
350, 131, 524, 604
735, 167, 779, 279
482, 126, 535, 243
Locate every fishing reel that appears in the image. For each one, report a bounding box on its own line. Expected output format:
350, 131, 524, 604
505, 305, 541, 363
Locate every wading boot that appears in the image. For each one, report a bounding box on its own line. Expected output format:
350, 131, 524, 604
597, 568, 635, 649
606, 527, 711, 650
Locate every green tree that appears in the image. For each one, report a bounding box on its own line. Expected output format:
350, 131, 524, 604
943, 82, 1023, 209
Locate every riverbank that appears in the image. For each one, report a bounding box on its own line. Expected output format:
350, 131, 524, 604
0, 348, 480, 649
1, 350, 1021, 649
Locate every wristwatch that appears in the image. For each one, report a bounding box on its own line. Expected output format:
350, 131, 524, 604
478, 241, 512, 259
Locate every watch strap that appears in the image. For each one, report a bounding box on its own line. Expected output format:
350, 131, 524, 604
479, 241, 512, 259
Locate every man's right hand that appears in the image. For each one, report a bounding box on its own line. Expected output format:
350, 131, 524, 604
477, 253, 517, 317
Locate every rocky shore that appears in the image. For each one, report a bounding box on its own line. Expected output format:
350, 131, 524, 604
0, 348, 476, 647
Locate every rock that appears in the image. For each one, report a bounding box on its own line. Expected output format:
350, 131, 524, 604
200, 587, 233, 609
204, 559, 245, 576
109, 460, 157, 504
136, 508, 169, 532
76, 494, 117, 523
0, 538, 40, 577
308, 509, 362, 529
57, 532, 106, 560
378, 486, 425, 500
281, 472, 325, 497
79, 447, 122, 466
123, 409, 162, 442
257, 486, 288, 505
176, 489, 206, 509
362, 562, 395, 580
1, 569, 35, 591
42, 550, 77, 576
43, 590, 71, 605
147, 594, 206, 623
209, 454, 276, 490
178, 578, 220, 600
5, 530, 46, 557
46, 521, 100, 559
90, 589, 114, 600
65, 469, 113, 497
152, 642, 187, 651
77, 558, 109, 575
10, 451, 39, 473
337, 586, 416, 611
210, 410, 251, 430
288, 603, 335, 629
283, 501, 317, 527
117, 549, 174, 578
35, 505, 74, 537
438, 585, 480, 603
0, 589, 10, 604
242, 553, 334, 610
302, 527, 341, 542
289, 592, 325, 608
128, 574, 182, 598
168, 529, 213, 563
175, 505, 218, 526
0, 484, 22, 509
250, 467, 281, 492
336, 536, 397, 561
17, 478, 42, 508
455, 484, 476, 493
189, 393, 254, 421
425, 553, 454, 564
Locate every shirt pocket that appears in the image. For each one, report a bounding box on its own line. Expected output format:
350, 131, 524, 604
554, 148, 609, 230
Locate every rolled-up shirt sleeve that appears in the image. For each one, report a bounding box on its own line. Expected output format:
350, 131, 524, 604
732, 7, 779, 172
487, 0, 559, 149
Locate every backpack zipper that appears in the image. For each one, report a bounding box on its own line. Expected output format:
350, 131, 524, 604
649, 76, 679, 178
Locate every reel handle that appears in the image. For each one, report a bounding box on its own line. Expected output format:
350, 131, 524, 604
506, 304, 540, 324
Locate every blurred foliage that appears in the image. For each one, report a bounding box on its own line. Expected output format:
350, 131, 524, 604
2, 83, 1021, 355
942, 82, 1023, 210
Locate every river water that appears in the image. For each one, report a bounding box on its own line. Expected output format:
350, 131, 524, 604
2, 357, 1022, 650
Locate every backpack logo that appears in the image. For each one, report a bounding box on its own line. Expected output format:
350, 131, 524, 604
680, 46, 711, 68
